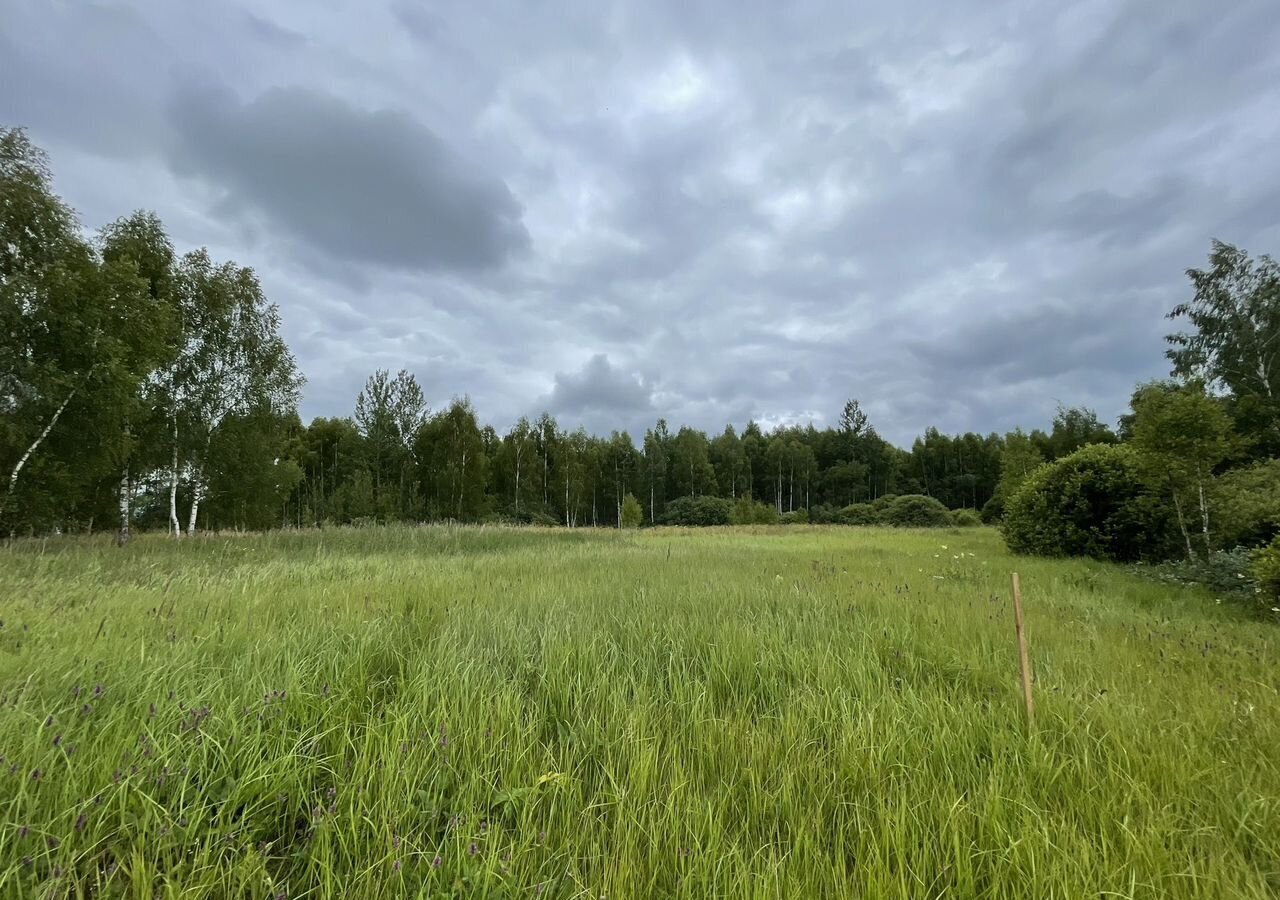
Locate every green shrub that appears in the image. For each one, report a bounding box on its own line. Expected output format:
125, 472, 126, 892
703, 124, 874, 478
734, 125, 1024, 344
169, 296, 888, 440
879, 494, 953, 527
838, 503, 876, 525
870, 494, 899, 513
505, 508, 560, 527
808, 504, 840, 524
951, 509, 982, 527
1252, 537, 1280, 616
1211, 459, 1280, 548
662, 496, 733, 527
729, 496, 779, 525
780, 508, 809, 525
1002, 444, 1171, 562
1141, 548, 1258, 602
620, 493, 643, 529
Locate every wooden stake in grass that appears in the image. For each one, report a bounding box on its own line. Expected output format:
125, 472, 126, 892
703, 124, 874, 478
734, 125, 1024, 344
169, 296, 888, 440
1011, 572, 1035, 727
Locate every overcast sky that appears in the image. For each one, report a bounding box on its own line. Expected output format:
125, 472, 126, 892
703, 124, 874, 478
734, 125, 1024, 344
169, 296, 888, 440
4, 1, 1279, 446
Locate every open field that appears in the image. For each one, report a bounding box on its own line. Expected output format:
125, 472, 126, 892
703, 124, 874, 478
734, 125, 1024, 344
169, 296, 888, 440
1, 526, 1277, 899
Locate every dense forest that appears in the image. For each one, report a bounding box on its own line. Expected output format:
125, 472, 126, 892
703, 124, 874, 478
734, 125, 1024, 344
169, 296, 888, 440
4, 126, 1279, 560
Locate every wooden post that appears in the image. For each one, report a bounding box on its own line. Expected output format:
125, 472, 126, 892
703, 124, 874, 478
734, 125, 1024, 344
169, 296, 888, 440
1011, 573, 1035, 726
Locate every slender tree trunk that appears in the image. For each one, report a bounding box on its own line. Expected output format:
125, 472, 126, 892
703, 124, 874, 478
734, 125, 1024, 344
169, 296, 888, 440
650, 477, 655, 524
1172, 490, 1195, 561
187, 471, 204, 536
1196, 469, 1212, 555
116, 464, 131, 546
169, 416, 181, 537
4, 385, 78, 515
514, 446, 521, 515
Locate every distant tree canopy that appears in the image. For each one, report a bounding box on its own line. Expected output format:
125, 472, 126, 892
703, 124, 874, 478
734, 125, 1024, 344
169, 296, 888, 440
2, 127, 1277, 564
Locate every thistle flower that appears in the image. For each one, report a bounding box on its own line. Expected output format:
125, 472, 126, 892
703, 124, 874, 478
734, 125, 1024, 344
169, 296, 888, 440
431, 855, 442, 868
468, 842, 478, 857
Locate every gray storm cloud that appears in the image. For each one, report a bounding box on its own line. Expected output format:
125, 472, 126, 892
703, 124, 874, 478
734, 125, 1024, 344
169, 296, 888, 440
2, 0, 1279, 444
166, 84, 530, 273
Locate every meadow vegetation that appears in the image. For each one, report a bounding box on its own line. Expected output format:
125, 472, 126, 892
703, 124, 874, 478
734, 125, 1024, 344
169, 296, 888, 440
2, 525, 1277, 898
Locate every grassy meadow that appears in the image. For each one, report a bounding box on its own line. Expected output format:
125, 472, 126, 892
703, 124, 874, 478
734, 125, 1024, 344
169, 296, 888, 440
0, 525, 1277, 899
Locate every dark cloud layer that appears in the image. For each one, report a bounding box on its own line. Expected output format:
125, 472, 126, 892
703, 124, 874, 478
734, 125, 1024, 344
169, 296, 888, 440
3, 0, 1279, 445
168, 85, 529, 272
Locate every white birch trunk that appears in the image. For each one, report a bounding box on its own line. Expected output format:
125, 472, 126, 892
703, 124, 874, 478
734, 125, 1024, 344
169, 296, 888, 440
169, 417, 181, 537
1172, 491, 1195, 561
5, 385, 78, 507
186, 471, 204, 536
116, 464, 130, 546
1196, 469, 1212, 555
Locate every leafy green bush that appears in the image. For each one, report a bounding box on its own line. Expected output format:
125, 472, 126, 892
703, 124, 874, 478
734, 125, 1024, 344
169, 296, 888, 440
504, 508, 560, 527
951, 509, 982, 527
870, 494, 899, 514
729, 497, 779, 525
1211, 459, 1280, 548
1002, 444, 1171, 562
662, 496, 733, 526
879, 494, 953, 527
808, 504, 840, 524
1140, 548, 1258, 602
780, 508, 809, 525
620, 493, 643, 529
1252, 537, 1280, 616
838, 503, 876, 525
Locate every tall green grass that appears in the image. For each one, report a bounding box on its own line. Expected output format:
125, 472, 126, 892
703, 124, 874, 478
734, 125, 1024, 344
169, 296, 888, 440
1, 525, 1276, 898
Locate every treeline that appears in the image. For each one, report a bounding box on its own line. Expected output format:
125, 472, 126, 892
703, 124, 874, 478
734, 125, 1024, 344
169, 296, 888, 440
271, 390, 1119, 532
4, 126, 1278, 579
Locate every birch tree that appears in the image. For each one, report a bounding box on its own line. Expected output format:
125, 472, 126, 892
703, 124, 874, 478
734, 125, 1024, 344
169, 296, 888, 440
172, 250, 302, 535
1, 129, 167, 532
354, 369, 427, 519
1169, 241, 1280, 450
99, 211, 176, 544
1129, 382, 1235, 559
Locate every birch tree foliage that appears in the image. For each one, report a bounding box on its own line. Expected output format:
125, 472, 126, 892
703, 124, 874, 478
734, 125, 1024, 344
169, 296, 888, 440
1168, 241, 1280, 449
173, 250, 303, 532
415, 397, 488, 520
1128, 381, 1235, 559
353, 368, 427, 517
1, 129, 169, 528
